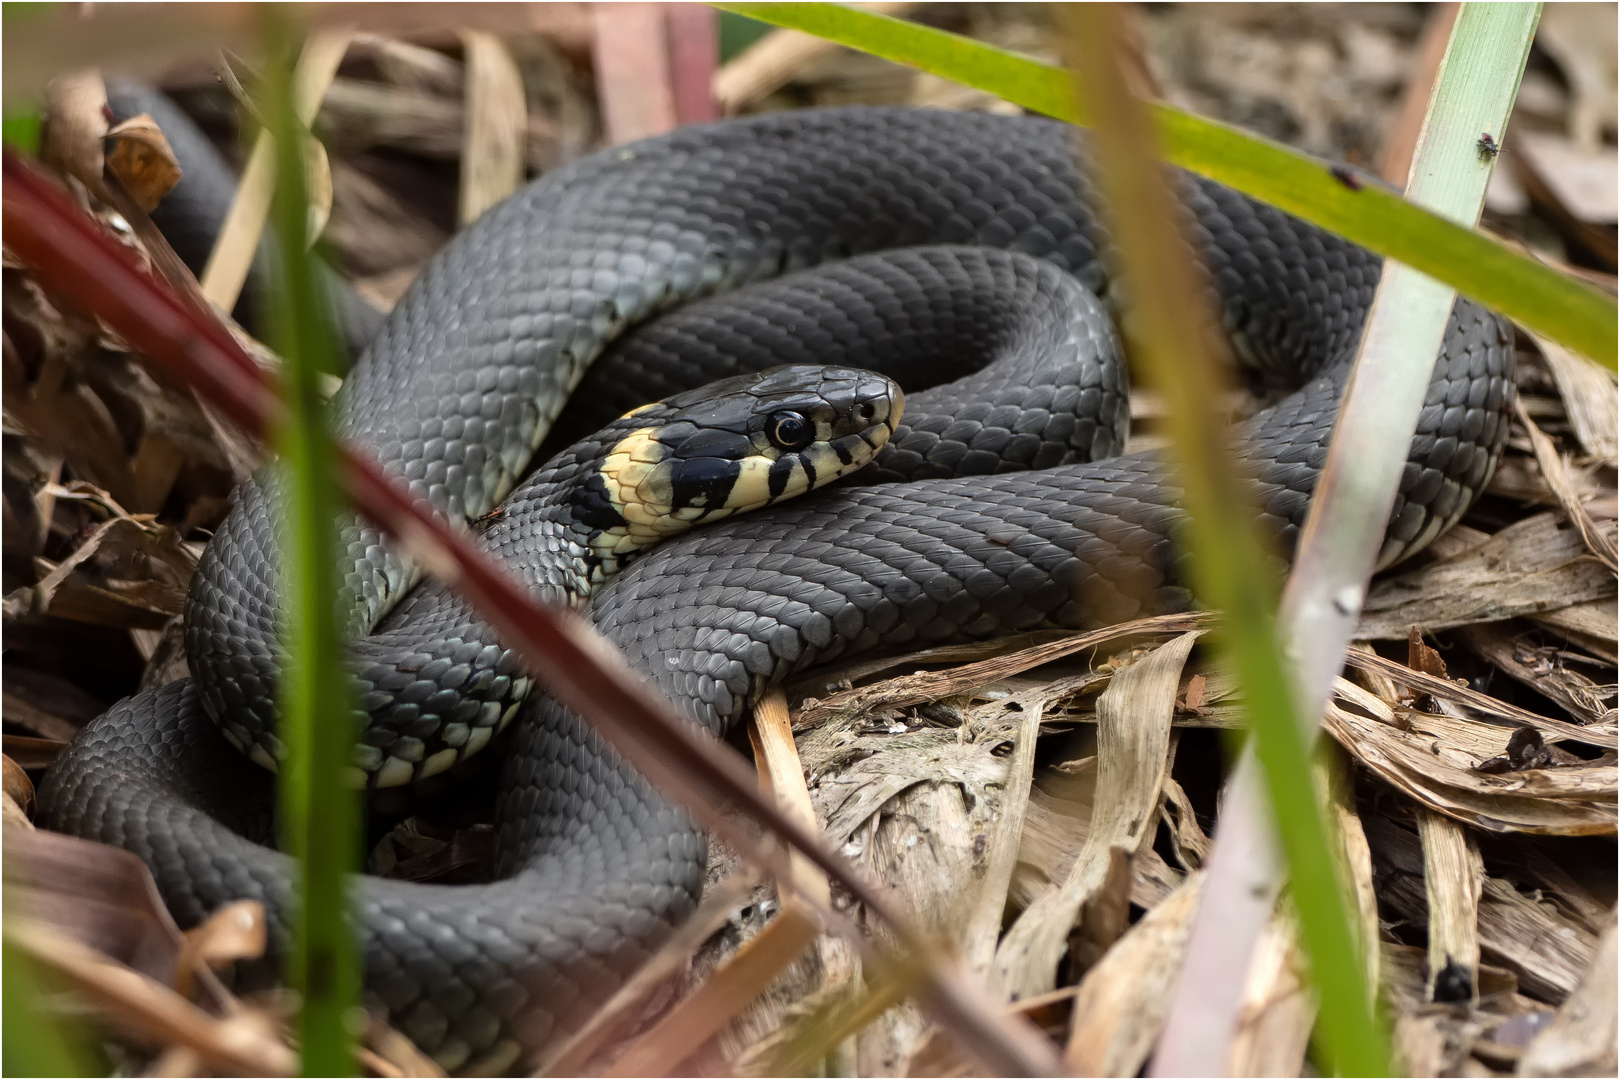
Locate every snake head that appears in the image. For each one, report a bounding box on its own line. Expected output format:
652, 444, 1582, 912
586, 365, 902, 554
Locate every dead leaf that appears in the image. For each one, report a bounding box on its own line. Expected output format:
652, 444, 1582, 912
1475, 726, 1558, 775
1537, 3, 1619, 152
1343, 647, 1615, 749
994, 632, 1198, 999
1359, 513, 1618, 639
1515, 398, 1619, 571
713, 2, 921, 112
1325, 679, 1616, 836
604, 905, 822, 1077
1534, 334, 1619, 466
367, 818, 494, 882
1066, 873, 1203, 1077
2, 753, 36, 818
175, 901, 266, 1001
6, 827, 218, 994
2, 667, 108, 741
8, 917, 296, 1075
105, 113, 183, 213
1408, 626, 1449, 678
199, 31, 349, 314
23, 512, 198, 628
1417, 808, 1484, 1003
793, 612, 1201, 731
363, 1013, 447, 1078
1225, 908, 1314, 1077
535, 874, 756, 1076
1459, 623, 1617, 727
1180, 672, 1207, 712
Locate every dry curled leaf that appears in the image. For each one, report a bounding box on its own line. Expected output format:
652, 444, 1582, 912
1407, 626, 1449, 679
175, 900, 266, 1001
2, 753, 36, 818
1179, 672, 1207, 712
3, 764, 35, 830
106, 113, 183, 213
21, 512, 198, 629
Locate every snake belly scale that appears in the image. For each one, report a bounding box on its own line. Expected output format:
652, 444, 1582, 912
40, 107, 1516, 1072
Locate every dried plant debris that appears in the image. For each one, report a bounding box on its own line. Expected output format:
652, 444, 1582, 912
5, 8, 1617, 1078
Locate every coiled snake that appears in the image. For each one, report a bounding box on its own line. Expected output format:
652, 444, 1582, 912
40, 107, 1516, 1073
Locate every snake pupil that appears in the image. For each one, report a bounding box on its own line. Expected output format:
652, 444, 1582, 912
768, 411, 814, 451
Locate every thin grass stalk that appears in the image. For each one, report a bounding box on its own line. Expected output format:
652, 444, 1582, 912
712, 1, 1614, 368
1157, 5, 1540, 1073
1062, 5, 1388, 1075
0, 150, 1066, 1080
260, 20, 361, 1075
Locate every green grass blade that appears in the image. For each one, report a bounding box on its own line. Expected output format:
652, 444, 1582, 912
261, 17, 361, 1076
1139, 4, 1538, 1074
1061, 5, 1389, 1074
2, 937, 92, 1076
1, 107, 40, 153
714, 1, 1615, 368
1273, 4, 1540, 1062
0, 6, 47, 153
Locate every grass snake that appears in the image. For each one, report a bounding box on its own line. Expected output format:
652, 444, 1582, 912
40, 107, 1516, 1073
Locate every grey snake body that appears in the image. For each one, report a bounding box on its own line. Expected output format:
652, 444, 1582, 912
40, 107, 1515, 1072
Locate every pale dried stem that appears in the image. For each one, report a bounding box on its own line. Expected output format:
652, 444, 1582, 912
1417, 808, 1484, 1002
961, 696, 1044, 977
713, 2, 920, 113
457, 31, 526, 226
199, 29, 351, 314
993, 632, 1197, 999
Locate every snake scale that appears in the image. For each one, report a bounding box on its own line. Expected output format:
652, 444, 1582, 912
40, 107, 1516, 1073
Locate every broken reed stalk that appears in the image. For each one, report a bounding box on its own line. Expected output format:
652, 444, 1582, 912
1061, 4, 1387, 1075
259, 21, 362, 1075
0, 149, 1066, 1079
1159, 4, 1541, 1073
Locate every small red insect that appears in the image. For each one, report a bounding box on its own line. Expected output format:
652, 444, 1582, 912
1477, 132, 1501, 159
1330, 165, 1363, 192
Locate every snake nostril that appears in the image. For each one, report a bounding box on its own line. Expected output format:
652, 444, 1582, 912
858, 402, 876, 420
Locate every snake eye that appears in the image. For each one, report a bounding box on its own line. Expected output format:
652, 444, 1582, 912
767, 411, 815, 451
